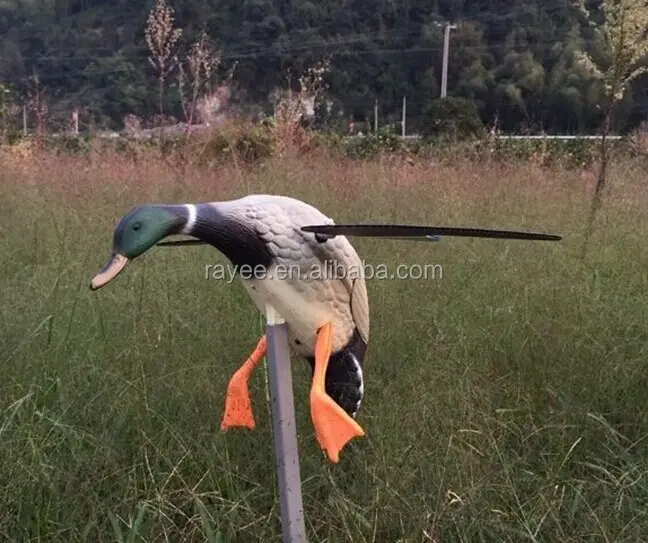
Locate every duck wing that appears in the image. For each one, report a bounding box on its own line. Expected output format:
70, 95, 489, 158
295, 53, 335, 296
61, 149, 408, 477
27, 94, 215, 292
301, 224, 562, 241
232, 196, 371, 344
308, 233, 370, 345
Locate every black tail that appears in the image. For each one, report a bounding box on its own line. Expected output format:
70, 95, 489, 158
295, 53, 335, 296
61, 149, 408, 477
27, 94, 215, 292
306, 328, 367, 418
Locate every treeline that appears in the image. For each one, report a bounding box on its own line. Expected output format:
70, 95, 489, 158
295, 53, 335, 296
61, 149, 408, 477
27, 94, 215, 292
0, 0, 647, 134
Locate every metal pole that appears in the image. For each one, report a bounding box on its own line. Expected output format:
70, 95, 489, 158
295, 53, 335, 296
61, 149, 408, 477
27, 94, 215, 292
374, 99, 378, 133
23, 105, 27, 136
265, 305, 307, 543
441, 22, 456, 98
401, 96, 406, 137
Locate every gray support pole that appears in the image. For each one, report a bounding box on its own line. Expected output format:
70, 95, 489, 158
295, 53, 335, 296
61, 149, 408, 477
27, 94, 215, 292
265, 305, 308, 543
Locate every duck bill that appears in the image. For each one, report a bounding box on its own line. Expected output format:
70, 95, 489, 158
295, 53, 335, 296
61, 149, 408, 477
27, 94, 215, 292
90, 253, 129, 290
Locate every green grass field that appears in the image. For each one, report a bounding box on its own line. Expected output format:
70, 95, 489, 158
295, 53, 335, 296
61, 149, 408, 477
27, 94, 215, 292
1, 149, 648, 542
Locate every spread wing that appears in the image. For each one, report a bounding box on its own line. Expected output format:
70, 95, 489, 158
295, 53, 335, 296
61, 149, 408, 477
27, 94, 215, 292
301, 224, 562, 241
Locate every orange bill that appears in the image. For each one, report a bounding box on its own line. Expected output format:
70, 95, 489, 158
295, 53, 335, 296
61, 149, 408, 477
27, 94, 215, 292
91, 253, 129, 290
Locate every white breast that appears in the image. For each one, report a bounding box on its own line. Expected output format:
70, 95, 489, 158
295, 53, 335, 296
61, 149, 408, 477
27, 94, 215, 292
239, 263, 355, 356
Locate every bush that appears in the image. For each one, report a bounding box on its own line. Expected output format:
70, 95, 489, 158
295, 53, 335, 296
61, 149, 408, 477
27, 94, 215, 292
421, 97, 484, 141
233, 124, 275, 164
197, 123, 275, 166
343, 125, 405, 159
1, 117, 642, 173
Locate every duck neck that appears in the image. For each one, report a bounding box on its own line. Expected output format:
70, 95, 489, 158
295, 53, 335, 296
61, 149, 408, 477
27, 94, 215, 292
181, 203, 274, 270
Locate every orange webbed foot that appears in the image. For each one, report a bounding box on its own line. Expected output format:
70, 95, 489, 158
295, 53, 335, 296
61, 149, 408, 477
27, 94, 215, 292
220, 336, 267, 431
310, 388, 365, 463
309, 322, 365, 463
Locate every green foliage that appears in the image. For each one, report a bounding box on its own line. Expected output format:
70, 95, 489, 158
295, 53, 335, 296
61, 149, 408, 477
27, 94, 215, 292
1, 130, 25, 145
1, 0, 648, 133
44, 135, 94, 156
572, 0, 648, 258
421, 96, 484, 141
192, 124, 276, 166
231, 125, 276, 164
0, 82, 18, 141
343, 125, 406, 159
484, 135, 626, 167
2, 124, 639, 171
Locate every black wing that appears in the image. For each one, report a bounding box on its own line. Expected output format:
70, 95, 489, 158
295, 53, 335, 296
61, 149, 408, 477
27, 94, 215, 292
301, 224, 562, 242
157, 225, 562, 247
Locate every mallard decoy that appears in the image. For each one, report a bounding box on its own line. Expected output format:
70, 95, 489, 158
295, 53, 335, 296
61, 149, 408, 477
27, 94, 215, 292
90, 194, 562, 462
91, 194, 371, 462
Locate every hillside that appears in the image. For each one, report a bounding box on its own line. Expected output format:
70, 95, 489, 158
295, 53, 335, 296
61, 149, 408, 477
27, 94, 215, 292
0, 0, 646, 133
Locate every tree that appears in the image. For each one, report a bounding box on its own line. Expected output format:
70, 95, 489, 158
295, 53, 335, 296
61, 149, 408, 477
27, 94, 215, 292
545, 25, 605, 133
492, 50, 546, 131
575, 0, 648, 256
451, 22, 495, 116
421, 96, 484, 140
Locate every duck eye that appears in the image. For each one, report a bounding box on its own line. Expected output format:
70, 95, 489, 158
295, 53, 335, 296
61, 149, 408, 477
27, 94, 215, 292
132, 222, 141, 231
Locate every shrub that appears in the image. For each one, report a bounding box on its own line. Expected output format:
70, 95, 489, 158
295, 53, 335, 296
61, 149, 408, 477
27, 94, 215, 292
343, 125, 405, 160
196, 122, 275, 167
421, 97, 484, 141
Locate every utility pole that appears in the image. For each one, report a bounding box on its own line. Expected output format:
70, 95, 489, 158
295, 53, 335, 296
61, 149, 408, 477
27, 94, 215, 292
374, 99, 378, 133
401, 96, 406, 137
440, 22, 457, 98
72, 108, 79, 135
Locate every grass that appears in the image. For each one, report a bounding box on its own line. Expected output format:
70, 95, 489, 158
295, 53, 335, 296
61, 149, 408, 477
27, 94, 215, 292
1, 144, 648, 542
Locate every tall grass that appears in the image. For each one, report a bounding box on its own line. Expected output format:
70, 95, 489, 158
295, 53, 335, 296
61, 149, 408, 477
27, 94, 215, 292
1, 146, 647, 541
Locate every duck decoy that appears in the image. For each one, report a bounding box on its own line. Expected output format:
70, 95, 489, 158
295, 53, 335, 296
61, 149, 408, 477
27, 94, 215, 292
90, 194, 561, 462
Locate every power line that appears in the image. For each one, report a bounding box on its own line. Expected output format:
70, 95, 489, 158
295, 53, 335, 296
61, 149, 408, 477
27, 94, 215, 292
0, 34, 601, 74
0, 0, 591, 65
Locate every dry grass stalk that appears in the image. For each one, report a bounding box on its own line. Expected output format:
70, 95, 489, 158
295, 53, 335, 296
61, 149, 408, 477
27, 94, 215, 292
26, 74, 48, 149
271, 56, 331, 157
145, 0, 182, 116
176, 29, 222, 130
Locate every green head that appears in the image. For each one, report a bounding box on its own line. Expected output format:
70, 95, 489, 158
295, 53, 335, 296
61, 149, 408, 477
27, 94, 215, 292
90, 205, 186, 290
